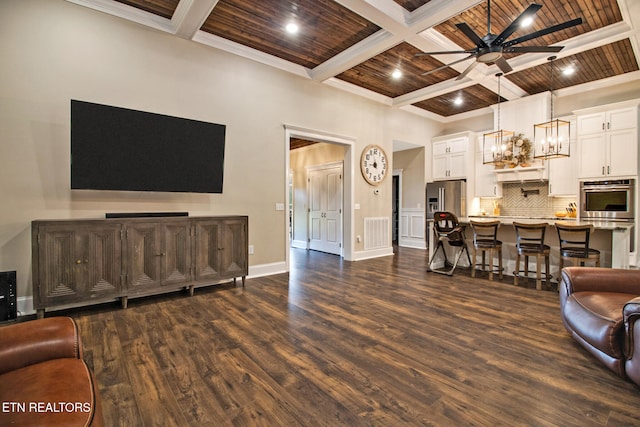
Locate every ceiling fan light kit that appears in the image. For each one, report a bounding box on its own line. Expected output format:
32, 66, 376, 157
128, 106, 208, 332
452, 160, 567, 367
417, 0, 582, 81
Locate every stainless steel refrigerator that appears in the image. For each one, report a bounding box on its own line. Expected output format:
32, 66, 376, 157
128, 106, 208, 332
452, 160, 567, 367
426, 180, 466, 219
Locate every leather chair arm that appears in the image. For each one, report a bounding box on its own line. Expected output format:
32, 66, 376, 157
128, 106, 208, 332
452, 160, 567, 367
624, 297, 640, 358
0, 317, 82, 375
561, 267, 640, 296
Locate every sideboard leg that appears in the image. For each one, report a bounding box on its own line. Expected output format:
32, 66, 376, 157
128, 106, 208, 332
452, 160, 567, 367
189, 285, 195, 297
121, 296, 128, 309
242, 276, 246, 287
37, 309, 45, 319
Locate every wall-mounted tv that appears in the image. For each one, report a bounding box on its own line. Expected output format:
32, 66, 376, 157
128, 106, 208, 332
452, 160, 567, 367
71, 100, 225, 193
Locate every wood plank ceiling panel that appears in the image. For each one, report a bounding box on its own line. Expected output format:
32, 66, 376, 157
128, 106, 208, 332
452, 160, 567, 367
113, 0, 179, 19
432, 0, 621, 51
290, 138, 318, 150
336, 42, 459, 98
392, 0, 432, 13
201, 0, 381, 69
412, 84, 506, 116
506, 39, 640, 94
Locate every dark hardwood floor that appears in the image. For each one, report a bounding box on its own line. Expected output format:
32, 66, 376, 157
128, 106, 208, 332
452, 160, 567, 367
70, 247, 640, 426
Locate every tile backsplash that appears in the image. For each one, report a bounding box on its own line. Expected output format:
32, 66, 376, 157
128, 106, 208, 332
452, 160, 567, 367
479, 182, 576, 217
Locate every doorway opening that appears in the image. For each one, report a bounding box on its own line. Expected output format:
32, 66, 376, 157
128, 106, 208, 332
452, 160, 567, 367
284, 125, 355, 272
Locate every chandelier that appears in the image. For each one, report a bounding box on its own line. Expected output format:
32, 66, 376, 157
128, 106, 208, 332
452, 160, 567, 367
534, 56, 570, 159
483, 73, 514, 164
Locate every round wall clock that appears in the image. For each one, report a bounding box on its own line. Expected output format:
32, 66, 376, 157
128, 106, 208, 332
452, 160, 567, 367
360, 144, 388, 186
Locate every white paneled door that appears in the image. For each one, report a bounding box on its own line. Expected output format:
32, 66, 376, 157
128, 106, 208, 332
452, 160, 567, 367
308, 163, 343, 255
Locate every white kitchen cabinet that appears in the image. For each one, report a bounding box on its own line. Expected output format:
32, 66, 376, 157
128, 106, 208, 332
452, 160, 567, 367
548, 118, 578, 196
576, 103, 639, 179
474, 136, 502, 197
432, 134, 470, 181
548, 142, 577, 196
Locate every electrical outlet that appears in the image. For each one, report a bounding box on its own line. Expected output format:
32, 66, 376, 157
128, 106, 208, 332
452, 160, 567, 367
248, 245, 254, 255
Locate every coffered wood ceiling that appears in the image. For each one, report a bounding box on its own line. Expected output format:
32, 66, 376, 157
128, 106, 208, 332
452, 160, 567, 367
69, 0, 639, 121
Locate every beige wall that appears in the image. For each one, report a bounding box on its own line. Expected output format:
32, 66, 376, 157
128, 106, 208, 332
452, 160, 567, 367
393, 148, 426, 209
0, 0, 442, 300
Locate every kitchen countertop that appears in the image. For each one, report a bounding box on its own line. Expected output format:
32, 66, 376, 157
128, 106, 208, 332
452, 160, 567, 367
463, 215, 633, 230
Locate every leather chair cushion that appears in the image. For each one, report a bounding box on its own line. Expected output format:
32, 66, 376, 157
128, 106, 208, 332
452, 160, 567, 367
563, 291, 636, 359
0, 358, 102, 426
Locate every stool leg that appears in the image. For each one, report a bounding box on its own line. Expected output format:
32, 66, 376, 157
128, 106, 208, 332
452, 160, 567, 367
545, 255, 550, 287
471, 247, 477, 278
524, 256, 529, 284
481, 251, 486, 271
535, 254, 542, 290
488, 249, 494, 281
514, 253, 520, 286
498, 248, 503, 279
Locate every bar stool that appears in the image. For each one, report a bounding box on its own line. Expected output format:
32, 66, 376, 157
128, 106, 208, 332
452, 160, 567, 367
513, 222, 551, 290
555, 222, 600, 269
469, 220, 502, 281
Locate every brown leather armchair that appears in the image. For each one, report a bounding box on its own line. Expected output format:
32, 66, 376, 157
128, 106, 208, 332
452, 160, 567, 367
0, 317, 104, 426
559, 267, 640, 386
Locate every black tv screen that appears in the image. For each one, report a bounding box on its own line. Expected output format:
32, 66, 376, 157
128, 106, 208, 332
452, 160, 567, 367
71, 100, 225, 193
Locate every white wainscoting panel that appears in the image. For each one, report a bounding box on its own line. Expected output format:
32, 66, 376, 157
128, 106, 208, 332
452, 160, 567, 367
399, 208, 426, 249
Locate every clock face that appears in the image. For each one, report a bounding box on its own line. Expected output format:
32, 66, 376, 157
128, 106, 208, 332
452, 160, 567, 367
360, 144, 388, 185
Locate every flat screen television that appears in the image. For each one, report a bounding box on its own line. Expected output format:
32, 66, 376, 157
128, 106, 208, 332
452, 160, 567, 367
71, 100, 225, 193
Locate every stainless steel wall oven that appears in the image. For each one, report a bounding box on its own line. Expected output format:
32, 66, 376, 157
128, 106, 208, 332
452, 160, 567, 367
580, 179, 635, 221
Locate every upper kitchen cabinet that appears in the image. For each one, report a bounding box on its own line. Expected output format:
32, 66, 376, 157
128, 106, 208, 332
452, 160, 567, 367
474, 135, 502, 197
576, 100, 639, 179
432, 132, 473, 181
548, 118, 578, 196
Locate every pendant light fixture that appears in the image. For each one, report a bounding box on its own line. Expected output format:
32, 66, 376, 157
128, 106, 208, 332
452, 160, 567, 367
534, 56, 570, 159
483, 73, 514, 165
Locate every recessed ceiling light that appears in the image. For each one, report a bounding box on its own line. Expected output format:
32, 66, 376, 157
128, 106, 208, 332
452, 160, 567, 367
454, 96, 463, 106
563, 66, 575, 76
392, 69, 402, 79
286, 22, 299, 34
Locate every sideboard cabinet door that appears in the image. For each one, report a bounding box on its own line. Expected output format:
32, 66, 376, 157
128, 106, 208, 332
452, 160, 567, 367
193, 217, 248, 282
126, 221, 192, 292
33, 222, 122, 313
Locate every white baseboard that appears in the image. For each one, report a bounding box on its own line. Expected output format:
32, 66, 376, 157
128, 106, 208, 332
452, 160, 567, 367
18, 296, 35, 317
398, 238, 426, 250
248, 261, 288, 278
351, 247, 394, 261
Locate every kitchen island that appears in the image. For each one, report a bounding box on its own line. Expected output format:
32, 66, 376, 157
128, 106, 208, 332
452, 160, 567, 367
427, 216, 634, 283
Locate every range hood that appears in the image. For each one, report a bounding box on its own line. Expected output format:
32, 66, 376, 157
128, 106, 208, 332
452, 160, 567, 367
493, 165, 548, 182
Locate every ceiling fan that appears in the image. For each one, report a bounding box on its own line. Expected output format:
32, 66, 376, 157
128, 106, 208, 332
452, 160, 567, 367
417, 0, 582, 80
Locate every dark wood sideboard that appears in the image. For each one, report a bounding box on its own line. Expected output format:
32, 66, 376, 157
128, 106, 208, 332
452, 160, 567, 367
31, 215, 248, 318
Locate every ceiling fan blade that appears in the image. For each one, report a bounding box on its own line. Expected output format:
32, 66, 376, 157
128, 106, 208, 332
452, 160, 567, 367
492, 4, 542, 46
455, 22, 488, 48
415, 50, 474, 57
504, 46, 564, 53
503, 18, 583, 48
495, 57, 513, 74
421, 54, 475, 76
455, 61, 479, 81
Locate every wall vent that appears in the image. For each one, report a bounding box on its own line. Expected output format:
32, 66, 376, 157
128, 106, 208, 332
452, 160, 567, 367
364, 217, 390, 250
